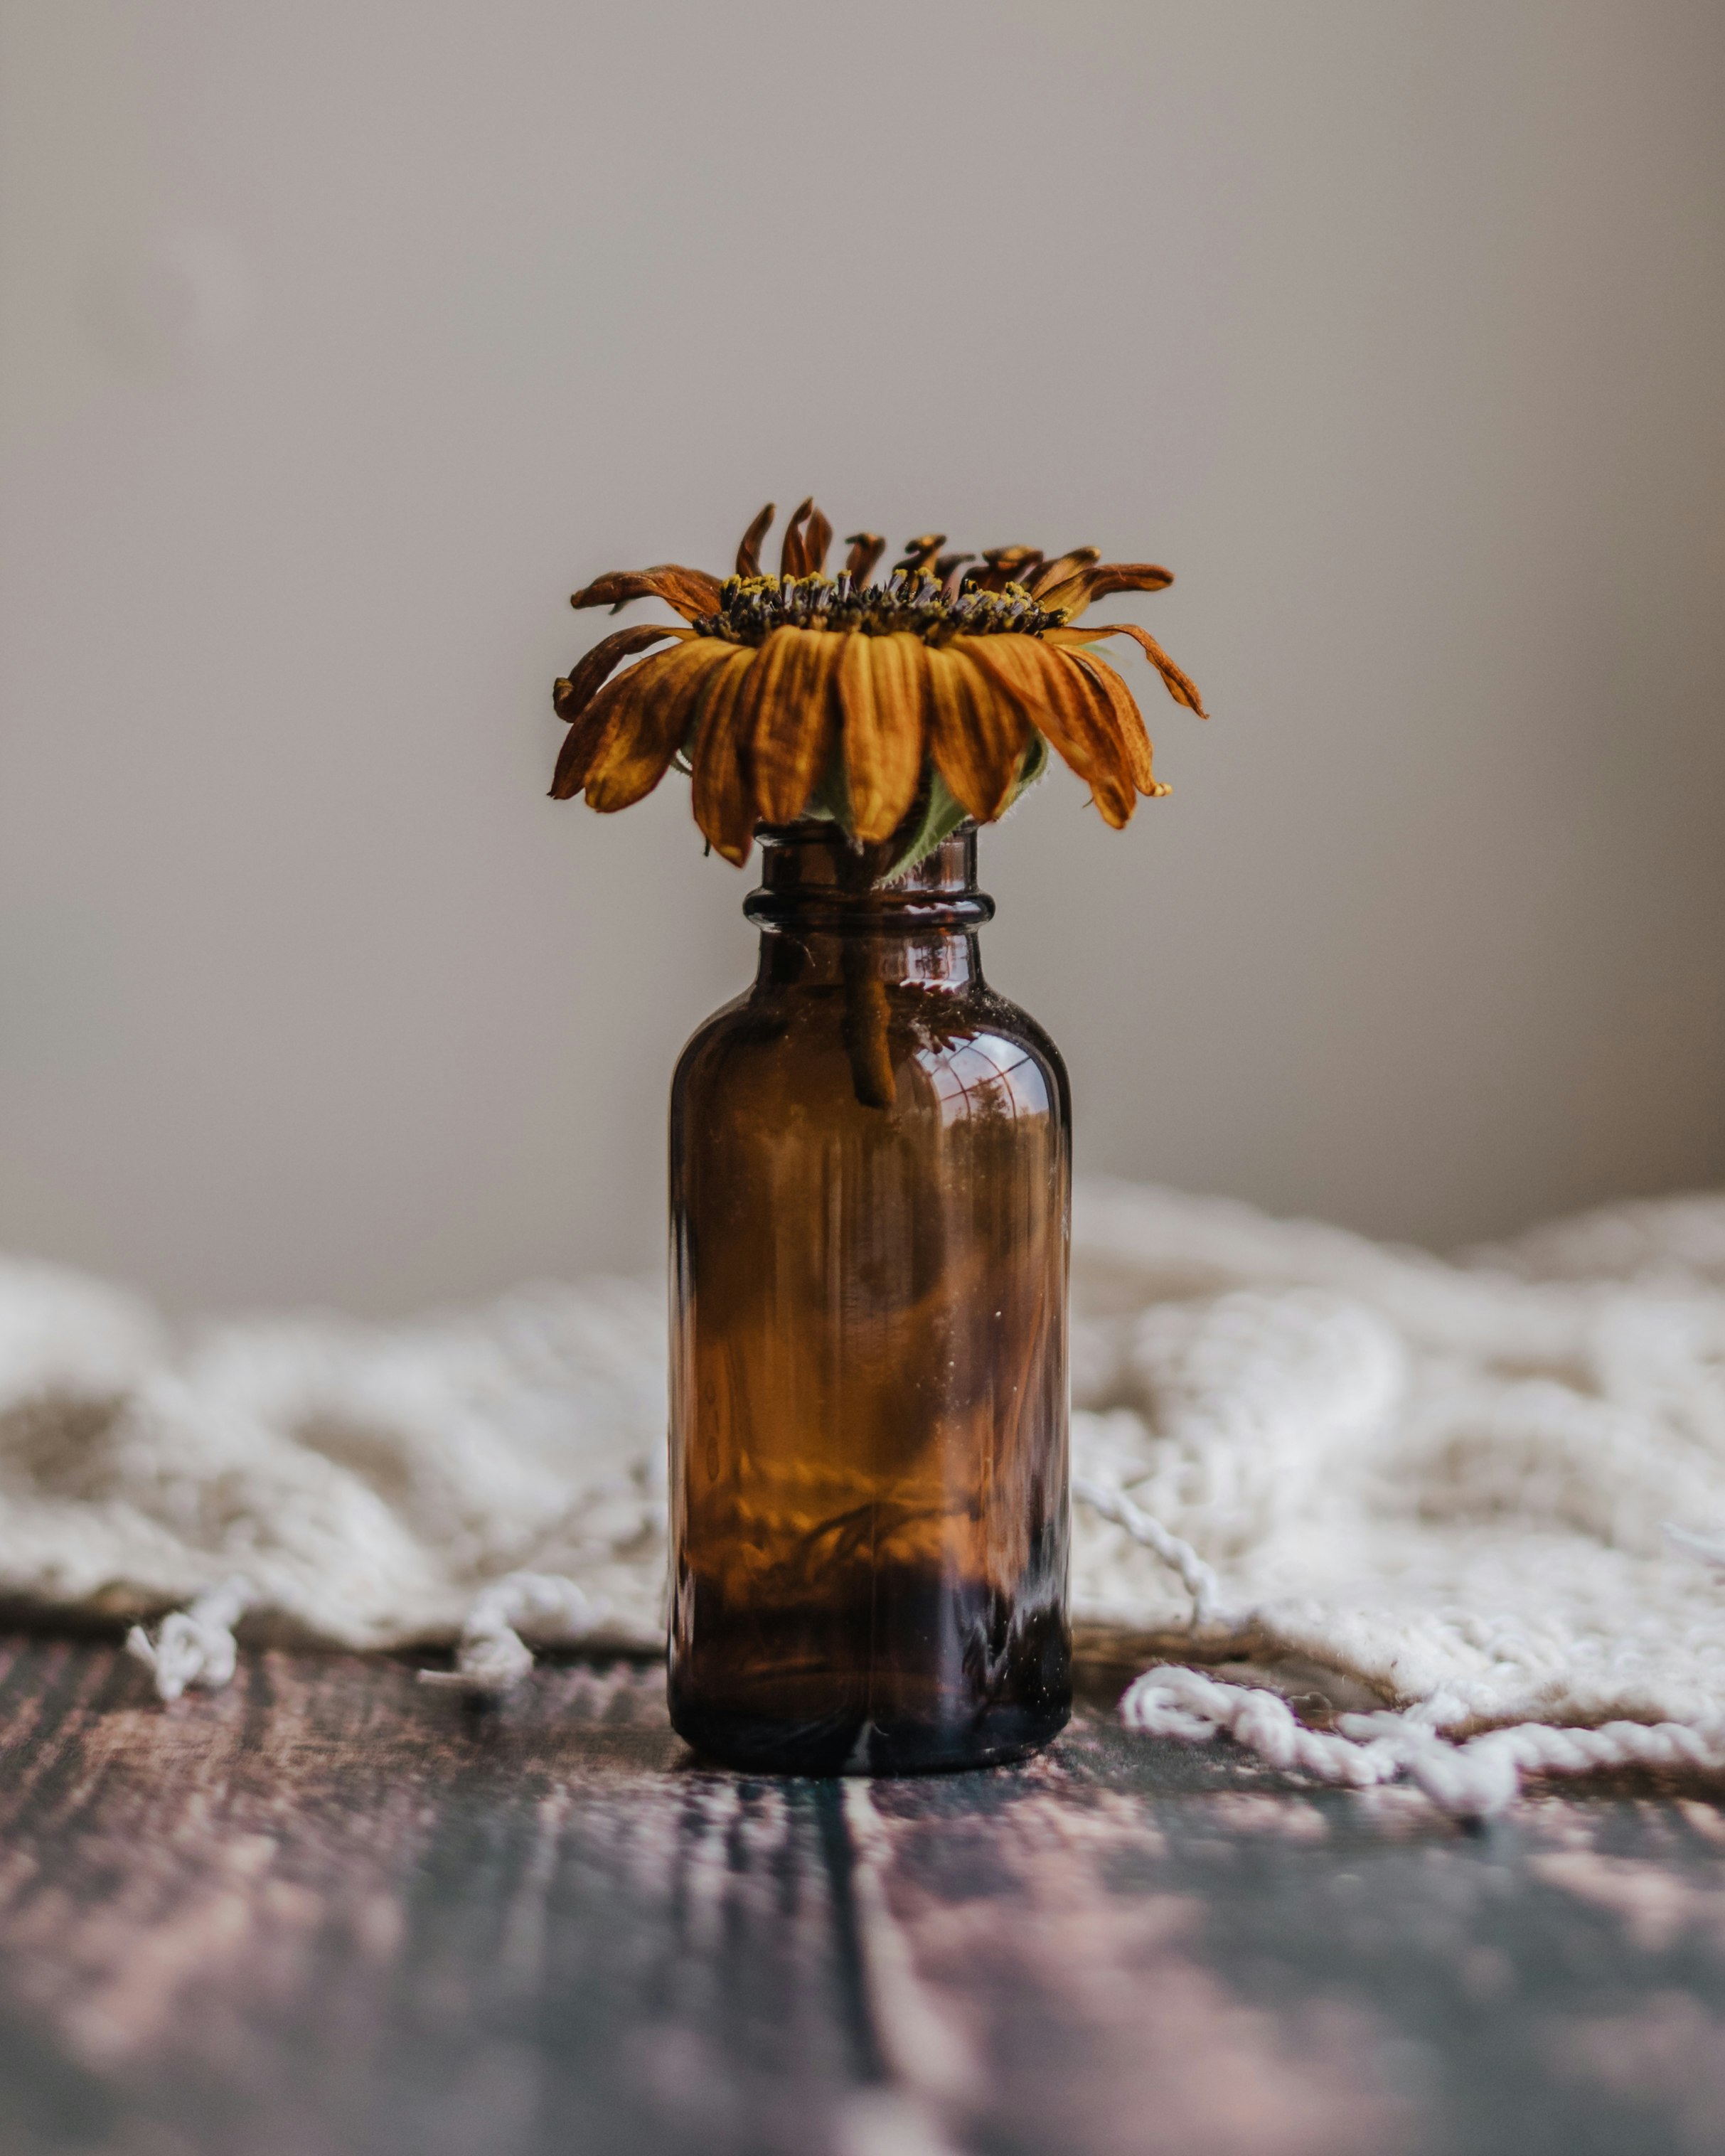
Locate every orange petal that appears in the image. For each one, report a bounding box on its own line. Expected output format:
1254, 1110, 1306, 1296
805, 505, 833, 575
570, 565, 723, 621
1045, 621, 1206, 715
779, 498, 815, 580
853, 629, 922, 832
582, 639, 735, 813
841, 634, 929, 843
554, 622, 689, 724
735, 503, 775, 579
966, 636, 1134, 827
744, 627, 843, 825
1034, 649, 1140, 823
927, 644, 1027, 823
690, 648, 763, 865
1061, 649, 1168, 798
550, 646, 675, 799
844, 532, 887, 585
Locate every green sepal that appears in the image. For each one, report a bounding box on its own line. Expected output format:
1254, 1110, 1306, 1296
1006, 727, 1050, 805
880, 769, 971, 883
879, 734, 1052, 883
803, 736, 851, 828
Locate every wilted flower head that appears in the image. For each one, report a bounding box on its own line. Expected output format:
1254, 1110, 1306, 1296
551, 498, 1205, 871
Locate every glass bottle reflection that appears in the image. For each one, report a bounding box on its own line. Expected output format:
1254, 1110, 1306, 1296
668, 822, 1071, 1773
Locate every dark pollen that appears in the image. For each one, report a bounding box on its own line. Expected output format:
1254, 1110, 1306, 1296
694, 571, 1070, 647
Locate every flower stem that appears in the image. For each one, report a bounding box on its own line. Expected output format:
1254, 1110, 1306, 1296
840, 936, 894, 1109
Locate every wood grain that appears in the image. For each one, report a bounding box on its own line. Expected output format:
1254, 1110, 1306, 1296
2, 1638, 1725, 2155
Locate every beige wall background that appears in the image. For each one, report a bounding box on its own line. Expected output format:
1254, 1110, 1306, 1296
1, 0, 1722, 1316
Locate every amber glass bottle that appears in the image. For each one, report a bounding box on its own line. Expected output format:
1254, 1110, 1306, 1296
668, 821, 1071, 1774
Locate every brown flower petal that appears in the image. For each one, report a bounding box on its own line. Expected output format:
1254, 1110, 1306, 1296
927, 644, 1027, 823
1086, 562, 1175, 599
804, 506, 833, 575
935, 553, 975, 600
570, 565, 724, 621
838, 633, 926, 843
1045, 621, 1206, 714
582, 639, 735, 813
690, 648, 760, 865
1061, 649, 1168, 798
976, 546, 1044, 593
735, 503, 775, 580
739, 628, 843, 826
550, 645, 678, 799
964, 636, 1134, 828
894, 534, 946, 577
1036, 561, 1175, 619
779, 498, 816, 580
1036, 649, 1141, 823
844, 532, 887, 585
1023, 547, 1099, 599
554, 622, 689, 724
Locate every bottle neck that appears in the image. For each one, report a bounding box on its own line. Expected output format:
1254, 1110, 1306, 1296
744, 823, 994, 991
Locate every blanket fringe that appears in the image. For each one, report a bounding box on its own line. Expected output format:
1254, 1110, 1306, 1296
1072, 1476, 1227, 1627
126, 1571, 602, 1704
416, 1573, 602, 1697
126, 1577, 255, 1702
1123, 1665, 1725, 1819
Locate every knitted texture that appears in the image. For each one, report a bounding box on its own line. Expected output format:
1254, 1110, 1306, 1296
1067, 1180, 1725, 1736
9, 1180, 1725, 1801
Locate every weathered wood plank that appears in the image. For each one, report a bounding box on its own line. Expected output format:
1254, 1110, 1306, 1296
0, 1639, 1724, 2155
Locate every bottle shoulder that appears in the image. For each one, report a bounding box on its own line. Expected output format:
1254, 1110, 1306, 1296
671, 977, 1069, 1130
965, 984, 1069, 1093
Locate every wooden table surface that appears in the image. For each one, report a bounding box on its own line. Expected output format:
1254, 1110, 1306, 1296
4, 1635, 1725, 2156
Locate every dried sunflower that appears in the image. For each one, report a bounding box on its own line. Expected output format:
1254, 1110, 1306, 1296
551, 498, 1205, 871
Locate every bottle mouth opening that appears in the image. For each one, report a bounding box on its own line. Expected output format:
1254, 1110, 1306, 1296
756, 818, 978, 878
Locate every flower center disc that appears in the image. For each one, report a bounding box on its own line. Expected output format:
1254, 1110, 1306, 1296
698, 571, 1070, 647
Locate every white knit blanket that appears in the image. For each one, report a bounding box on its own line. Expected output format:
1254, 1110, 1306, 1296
9, 1181, 1725, 1804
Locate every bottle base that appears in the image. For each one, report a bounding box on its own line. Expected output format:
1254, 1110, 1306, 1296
668, 1694, 1072, 1777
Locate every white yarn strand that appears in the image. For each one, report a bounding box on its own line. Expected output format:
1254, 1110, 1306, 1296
126, 1576, 255, 1702
1122, 1669, 1404, 1791
1122, 1667, 1725, 1819
1071, 1476, 1228, 1628
417, 1571, 602, 1697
